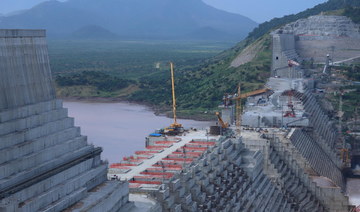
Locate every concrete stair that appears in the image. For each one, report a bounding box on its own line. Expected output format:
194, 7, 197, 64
290, 129, 344, 190
156, 137, 295, 212
268, 144, 326, 212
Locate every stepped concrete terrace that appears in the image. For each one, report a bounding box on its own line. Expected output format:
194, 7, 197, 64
0, 29, 130, 212
155, 137, 297, 212
277, 15, 360, 63
110, 130, 298, 212
290, 129, 344, 189
222, 20, 357, 210
240, 128, 351, 211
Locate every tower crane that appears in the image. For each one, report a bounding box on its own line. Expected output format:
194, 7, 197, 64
229, 85, 271, 134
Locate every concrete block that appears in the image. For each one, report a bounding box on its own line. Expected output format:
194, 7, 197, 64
171, 204, 181, 212
170, 179, 181, 191
157, 188, 170, 201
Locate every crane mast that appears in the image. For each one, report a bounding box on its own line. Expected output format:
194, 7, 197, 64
226, 84, 270, 135
170, 62, 182, 128
236, 83, 241, 135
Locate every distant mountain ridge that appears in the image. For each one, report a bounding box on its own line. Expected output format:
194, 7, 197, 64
0, 0, 257, 40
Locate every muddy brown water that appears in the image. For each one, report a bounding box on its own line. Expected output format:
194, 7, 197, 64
63, 101, 213, 164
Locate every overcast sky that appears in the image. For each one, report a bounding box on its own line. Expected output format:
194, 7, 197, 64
202, 0, 328, 22
1, 0, 327, 23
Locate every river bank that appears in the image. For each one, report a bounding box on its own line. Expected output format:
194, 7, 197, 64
63, 101, 214, 163
60, 96, 216, 121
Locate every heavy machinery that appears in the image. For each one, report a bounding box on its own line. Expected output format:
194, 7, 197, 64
163, 62, 184, 135
230, 85, 271, 134
215, 112, 229, 129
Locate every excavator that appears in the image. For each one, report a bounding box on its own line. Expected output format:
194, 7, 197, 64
162, 62, 184, 135
215, 112, 229, 129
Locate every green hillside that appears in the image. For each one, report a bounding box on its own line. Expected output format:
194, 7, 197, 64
55, 0, 360, 119
129, 35, 271, 112
130, 0, 360, 114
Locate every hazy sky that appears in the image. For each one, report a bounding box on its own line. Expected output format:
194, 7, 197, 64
1, 0, 328, 23
202, 0, 328, 22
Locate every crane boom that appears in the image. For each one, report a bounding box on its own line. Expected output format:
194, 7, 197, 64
215, 112, 228, 129
231, 88, 270, 100
230, 86, 271, 135
170, 62, 182, 128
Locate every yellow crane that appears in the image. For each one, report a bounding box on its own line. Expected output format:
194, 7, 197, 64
215, 112, 229, 129
231, 87, 270, 100
230, 84, 271, 134
170, 62, 181, 129
164, 62, 184, 135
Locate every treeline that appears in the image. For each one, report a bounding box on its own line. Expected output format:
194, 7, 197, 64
343, 6, 360, 23
129, 35, 272, 111
55, 71, 135, 92
344, 65, 360, 81
247, 0, 360, 41
339, 65, 360, 120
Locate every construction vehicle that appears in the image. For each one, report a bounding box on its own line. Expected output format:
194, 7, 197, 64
163, 62, 184, 135
215, 112, 229, 129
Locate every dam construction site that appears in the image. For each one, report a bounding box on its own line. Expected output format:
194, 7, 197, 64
1, 14, 360, 212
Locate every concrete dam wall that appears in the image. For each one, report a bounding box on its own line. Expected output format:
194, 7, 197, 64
278, 15, 360, 63
153, 137, 301, 212
237, 15, 356, 210
271, 34, 303, 78
0, 30, 55, 110
0, 30, 130, 212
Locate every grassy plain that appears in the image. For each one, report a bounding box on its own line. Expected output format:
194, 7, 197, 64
48, 39, 235, 119
47, 38, 273, 120
48, 39, 234, 79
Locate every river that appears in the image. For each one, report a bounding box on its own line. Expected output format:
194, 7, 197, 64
63, 101, 214, 164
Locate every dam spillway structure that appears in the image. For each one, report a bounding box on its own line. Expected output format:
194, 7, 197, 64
235, 15, 360, 211
0, 29, 131, 212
